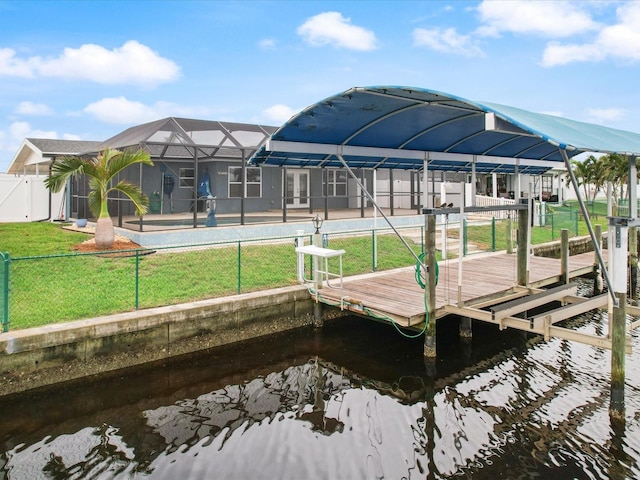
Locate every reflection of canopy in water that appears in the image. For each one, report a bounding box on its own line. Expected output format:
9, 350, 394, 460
142, 360, 350, 447
5, 334, 638, 479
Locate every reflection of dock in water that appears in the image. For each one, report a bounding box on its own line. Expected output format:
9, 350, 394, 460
2, 313, 637, 479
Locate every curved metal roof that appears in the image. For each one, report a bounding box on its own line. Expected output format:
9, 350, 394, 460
249, 86, 640, 175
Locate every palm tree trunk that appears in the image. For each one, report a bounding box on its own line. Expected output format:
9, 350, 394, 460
95, 216, 115, 249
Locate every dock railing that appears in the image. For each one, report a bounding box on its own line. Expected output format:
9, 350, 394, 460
473, 195, 516, 219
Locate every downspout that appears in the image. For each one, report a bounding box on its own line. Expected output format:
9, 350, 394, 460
39, 158, 53, 222
561, 149, 618, 306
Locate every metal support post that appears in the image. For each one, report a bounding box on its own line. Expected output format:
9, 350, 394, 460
506, 215, 513, 254
562, 150, 617, 306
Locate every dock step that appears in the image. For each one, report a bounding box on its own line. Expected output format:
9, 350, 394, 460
491, 283, 578, 322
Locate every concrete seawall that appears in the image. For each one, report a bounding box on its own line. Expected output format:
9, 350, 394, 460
533, 234, 603, 258
0, 285, 341, 397
0, 233, 610, 398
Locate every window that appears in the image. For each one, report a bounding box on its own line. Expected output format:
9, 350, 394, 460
179, 168, 194, 188
228, 166, 262, 198
327, 169, 347, 196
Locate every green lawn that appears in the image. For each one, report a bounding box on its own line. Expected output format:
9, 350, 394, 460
0, 215, 607, 331
1, 223, 429, 329
0, 222, 91, 256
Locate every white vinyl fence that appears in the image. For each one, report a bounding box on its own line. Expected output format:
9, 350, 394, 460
0, 174, 64, 222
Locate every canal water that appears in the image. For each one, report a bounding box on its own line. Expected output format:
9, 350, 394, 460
1, 286, 639, 479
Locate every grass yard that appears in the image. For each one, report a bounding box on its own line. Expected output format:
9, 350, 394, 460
0, 209, 610, 330
1, 223, 429, 329
0, 222, 91, 256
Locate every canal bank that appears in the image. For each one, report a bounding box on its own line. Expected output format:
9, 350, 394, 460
0, 233, 608, 398
0, 285, 347, 397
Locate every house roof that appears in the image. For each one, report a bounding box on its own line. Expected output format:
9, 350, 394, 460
7, 138, 102, 174
249, 86, 640, 175
101, 117, 278, 162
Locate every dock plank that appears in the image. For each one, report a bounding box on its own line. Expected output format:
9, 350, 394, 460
316, 250, 606, 326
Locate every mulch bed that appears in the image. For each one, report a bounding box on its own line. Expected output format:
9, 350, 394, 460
73, 236, 154, 258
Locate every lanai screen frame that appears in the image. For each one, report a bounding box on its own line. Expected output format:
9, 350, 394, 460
96, 117, 277, 228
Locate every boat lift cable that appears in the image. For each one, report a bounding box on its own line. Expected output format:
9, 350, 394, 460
336, 154, 437, 337
561, 150, 618, 307
336, 154, 424, 268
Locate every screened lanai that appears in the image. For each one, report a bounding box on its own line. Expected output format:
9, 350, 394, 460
70, 117, 279, 230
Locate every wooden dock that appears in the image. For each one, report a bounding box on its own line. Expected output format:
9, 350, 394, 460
314, 250, 607, 328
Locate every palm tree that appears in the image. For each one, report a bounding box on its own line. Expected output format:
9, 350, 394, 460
45, 147, 154, 249
567, 155, 596, 200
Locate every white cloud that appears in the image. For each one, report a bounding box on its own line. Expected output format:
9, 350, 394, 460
0, 48, 36, 77
262, 104, 298, 124
541, 42, 603, 67
0, 122, 85, 172
9, 121, 57, 140
541, 2, 640, 67
83, 97, 210, 124
62, 133, 82, 141
0, 41, 180, 86
258, 38, 277, 50
585, 107, 626, 124
413, 27, 484, 57
476, 0, 599, 38
14, 101, 53, 116
0, 121, 57, 161
297, 12, 377, 51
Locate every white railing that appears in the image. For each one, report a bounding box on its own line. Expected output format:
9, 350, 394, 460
473, 195, 516, 219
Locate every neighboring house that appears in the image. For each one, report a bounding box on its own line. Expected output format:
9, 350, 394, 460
2, 138, 102, 223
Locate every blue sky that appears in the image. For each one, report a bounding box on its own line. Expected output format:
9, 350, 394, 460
1, 0, 639, 173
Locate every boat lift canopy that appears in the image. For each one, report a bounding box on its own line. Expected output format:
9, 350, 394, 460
249, 86, 640, 305
249, 86, 640, 174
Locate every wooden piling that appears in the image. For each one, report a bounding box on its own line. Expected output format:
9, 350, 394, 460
424, 214, 437, 358
594, 224, 603, 295
630, 226, 638, 301
313, 302, 324, 328
561, 229, 569, 284
517, 204, 529, 286
459, 317, 472, 341
610, 291, 626, 419
312, 232, 324, 328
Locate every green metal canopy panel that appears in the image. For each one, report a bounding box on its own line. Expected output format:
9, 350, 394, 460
249, 86, 640, 174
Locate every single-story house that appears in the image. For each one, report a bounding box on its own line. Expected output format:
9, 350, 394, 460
4, 111, 570, 230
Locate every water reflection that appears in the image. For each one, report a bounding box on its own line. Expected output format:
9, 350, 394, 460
1, 285, 639, 479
